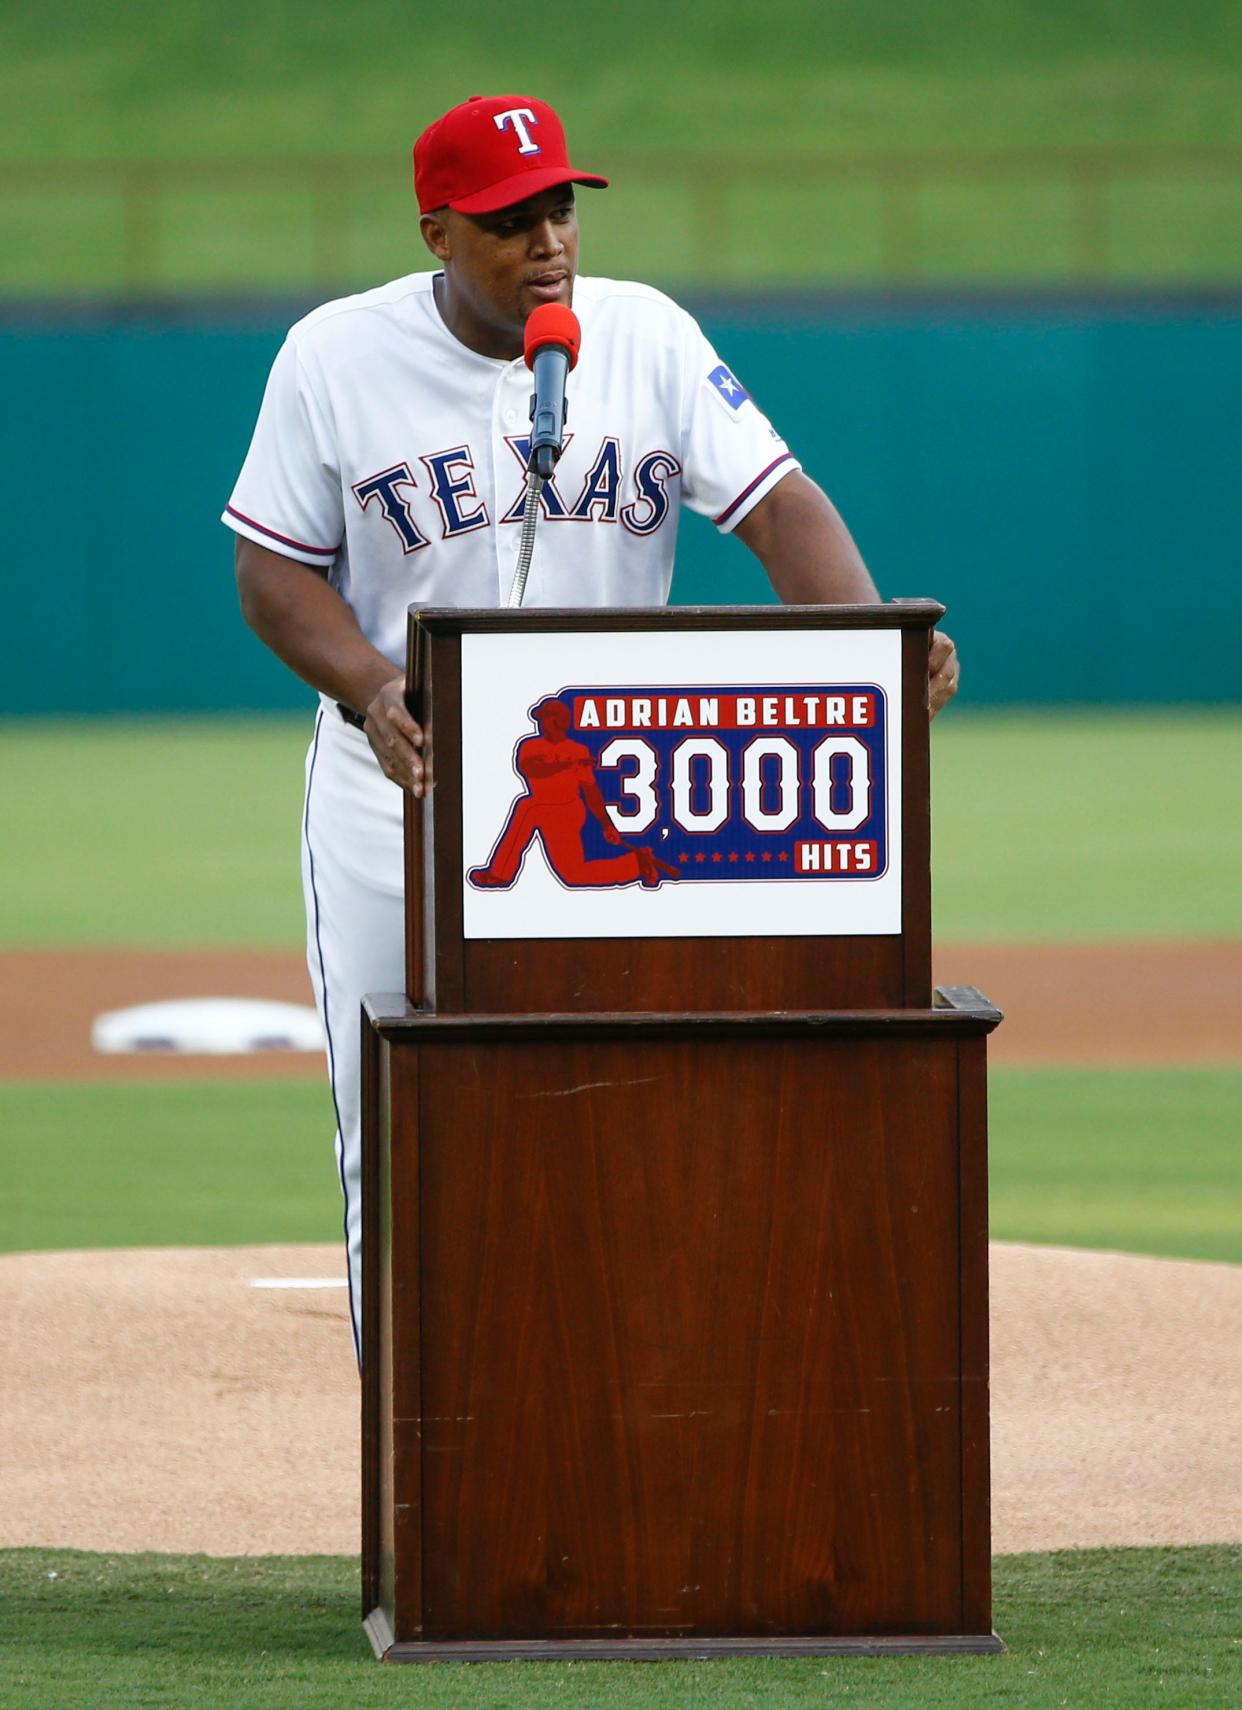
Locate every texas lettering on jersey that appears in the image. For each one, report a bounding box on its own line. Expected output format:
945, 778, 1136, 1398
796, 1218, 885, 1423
467, 683, 889, 891
351, 435, 681, 549
224, 273, 803, 654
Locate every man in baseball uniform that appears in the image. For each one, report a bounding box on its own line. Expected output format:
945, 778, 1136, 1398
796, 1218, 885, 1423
224, 94, 960, 1359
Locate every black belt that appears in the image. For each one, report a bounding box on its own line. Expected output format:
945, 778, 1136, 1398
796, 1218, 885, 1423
336, 702, 367, 730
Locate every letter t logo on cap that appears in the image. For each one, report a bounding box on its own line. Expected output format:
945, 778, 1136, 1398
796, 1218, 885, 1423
413, 94, 606, 214
494, 107, 541, 155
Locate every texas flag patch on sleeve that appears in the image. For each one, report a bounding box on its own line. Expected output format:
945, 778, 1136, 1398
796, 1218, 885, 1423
708, 364, 751, 410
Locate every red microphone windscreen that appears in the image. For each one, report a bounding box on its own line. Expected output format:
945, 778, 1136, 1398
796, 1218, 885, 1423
524, 303, 581, 371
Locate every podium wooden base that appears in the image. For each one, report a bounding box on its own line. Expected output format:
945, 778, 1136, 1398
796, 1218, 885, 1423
361, 991, 1001, 1659
363, 1605, 1004, 1662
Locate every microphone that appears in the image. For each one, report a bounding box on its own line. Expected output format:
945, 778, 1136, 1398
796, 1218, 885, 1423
524, 304, 580, 480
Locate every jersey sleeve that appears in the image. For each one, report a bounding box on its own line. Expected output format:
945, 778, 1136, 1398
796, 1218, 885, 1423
221, 336, 344, 567
677, 322, 801, 534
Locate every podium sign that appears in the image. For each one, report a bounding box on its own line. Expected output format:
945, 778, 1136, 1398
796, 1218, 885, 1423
405, 606, 934, 1013
460, 626, 902, 941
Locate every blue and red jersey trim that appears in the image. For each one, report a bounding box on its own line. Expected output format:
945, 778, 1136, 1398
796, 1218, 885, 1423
225, 504, 339, 559
713, 453, 796, 529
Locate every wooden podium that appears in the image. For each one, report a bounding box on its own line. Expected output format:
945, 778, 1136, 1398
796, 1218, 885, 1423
360, 604, 1003, 1661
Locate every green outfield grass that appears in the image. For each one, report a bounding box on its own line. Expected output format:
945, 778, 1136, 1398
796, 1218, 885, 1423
2, 1068, 1238, 1265
0, 717, 308, 948
0, 1545, 1237, 1708
3, 2, 1242, 289
989, 1069, 1242, 1263
931, 709, 1242, 941
0, 1081, 336, 1254
1, 710, 1237, 946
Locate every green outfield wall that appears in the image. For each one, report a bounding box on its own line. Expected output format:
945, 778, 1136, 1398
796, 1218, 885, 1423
5, 290, 1239, 713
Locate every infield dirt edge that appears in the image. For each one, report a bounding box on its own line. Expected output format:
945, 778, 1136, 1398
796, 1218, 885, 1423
3, 940, 1240, 1078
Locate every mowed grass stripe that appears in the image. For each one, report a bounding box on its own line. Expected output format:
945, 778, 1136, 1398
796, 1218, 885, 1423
930, 709, 1242, 941
0, 716, 309, 948
990, 1068, 1242, 1264
0, 1546, 1238, 1708
2, 1069, 1239, 1264
0, 1080, 337, 1253
1, 710, 1240, 946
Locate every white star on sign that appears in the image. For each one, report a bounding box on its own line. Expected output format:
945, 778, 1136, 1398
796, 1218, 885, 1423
717, 374, 740, 396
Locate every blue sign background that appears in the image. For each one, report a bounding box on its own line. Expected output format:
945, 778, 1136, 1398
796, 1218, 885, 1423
554, 682, 889, 881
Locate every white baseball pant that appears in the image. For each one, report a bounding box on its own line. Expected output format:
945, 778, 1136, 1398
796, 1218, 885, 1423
300, 703, 406, 1363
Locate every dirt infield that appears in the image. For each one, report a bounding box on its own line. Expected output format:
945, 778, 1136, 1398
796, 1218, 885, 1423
2, 941, 1240, 1078
0, 949, 322, 1082
1, 1241, 1238, 1558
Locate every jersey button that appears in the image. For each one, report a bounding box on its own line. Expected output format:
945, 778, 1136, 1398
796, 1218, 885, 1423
504, 409, 517, 424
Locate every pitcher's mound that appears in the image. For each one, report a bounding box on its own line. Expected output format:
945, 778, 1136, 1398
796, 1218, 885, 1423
1, 1242, 1238, 1556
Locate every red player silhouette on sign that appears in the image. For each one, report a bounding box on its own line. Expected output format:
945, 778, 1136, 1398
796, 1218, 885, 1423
469, 698, 679, 890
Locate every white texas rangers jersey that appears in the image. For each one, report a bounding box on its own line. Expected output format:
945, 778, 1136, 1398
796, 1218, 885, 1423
223, 272, 800, 667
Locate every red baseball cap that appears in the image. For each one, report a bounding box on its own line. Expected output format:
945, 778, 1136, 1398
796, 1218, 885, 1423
414, 94, 608, 216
